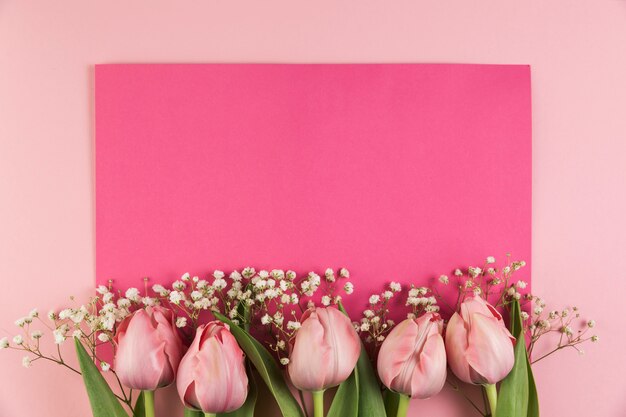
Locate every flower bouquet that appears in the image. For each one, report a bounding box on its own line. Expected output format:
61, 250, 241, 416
2, 257, 597, 417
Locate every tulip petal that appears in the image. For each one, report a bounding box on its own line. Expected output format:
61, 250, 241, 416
466, 313, 515, 384
377, 319, 419, 390
411, 333, 447, 399
288, 311, 332, 391
445, 312, 473, 384
115, 310, 168, 390
323, 308, 361, 388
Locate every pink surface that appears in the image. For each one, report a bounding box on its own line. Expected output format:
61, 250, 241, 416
96, 63, 531, 317
1, 2, 625, 417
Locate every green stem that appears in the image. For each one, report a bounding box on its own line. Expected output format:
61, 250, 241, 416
184, 408, 203, 417
203, 414, 217, 417
484, 384, 497, 417
396, 394, 410, 417
312, 390, 325, 417
143, 390, 155, 417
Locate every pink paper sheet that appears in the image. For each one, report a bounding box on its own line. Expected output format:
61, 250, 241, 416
96, 64, 531, 315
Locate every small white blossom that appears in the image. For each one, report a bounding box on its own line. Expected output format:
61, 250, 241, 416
587, 320, 596, 328
97, 333, 109, 342
125, 288, 140, 302
100, 361, 111, 372
591, 335, 599, 342
173, 280, 186, 291
389, 282, 401, 292
516, 281, 528, 289
363, 309, 374, 318
181, 273, 191, 281
280, 358, 290, 365
438, 275, 449, 285
22, 356, 32, 368
369, 295, 380, 305
454, 268, 463, 277
321, 295, 331, 306
287, 321, 301, 330
14, 318, 26, 327
169, 291, 184, 305
383, 291, 394, 300
486, 256, 496, 264
13, 335, 24, 345
176, 317, 188, 328
96, 285, 109, 295
343, 282, 354, 295
339, 268, 350, 278
261, 314, 271, 325
0, 337, 9, 349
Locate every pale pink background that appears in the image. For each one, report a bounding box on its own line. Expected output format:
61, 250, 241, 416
1, 2, 625, 417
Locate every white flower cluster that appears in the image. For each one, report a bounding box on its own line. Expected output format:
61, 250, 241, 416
526, 298, 599, 362
355, 282, 405, 346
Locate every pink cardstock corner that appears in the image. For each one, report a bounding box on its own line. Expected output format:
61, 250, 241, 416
95, 64, 531, 314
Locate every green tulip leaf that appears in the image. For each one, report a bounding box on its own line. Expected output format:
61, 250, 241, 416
214, 312, 304, 417
527, 358, 540, 417
132, 392, 145, 417
496, 299, 534, 417
74, 339, 129, 417
184, 409, 203, 417
383, 389, 400, 417
328, 368, 359, 417
219, 364, 259, 417
337, 302, 387, 417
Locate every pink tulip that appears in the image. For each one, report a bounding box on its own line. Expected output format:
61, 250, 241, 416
377, 313, 447, 399
445, 295, 516, 385
287, 306, 361, 392
114, 306, 184, 390
176, 322, 248, 414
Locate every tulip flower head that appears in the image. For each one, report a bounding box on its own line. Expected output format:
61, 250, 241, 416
445, 295, 516, 385
377, 313, 447, 399
177, 322, 248, 414
114, 306, 184, 390
287, 306, 361, 392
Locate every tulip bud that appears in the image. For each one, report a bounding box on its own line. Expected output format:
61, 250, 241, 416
287, 307, 361, 392
115, 306, 184, 390
377, 313, 446, 399
176, 322, 248, 414
445, 295, 515, 385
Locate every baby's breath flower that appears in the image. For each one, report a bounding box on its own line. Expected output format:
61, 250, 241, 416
516, 280, 528, 289
321, 296, 331, 306
100, 362, 111, 372
31, 330, 43, 340
28, 309, 39, 318
96, 285, 109, 295
181, 273, 191, 281
587, 320, 596, 328
97, 333, 109, 342
438, 275, 449, 285
389, 282, 401, 292
383, 291, 394, 300
169, 291, 184, 305
125, 288, 140, 302
591, 335, 599, 342
0, 337, 9, 349
343, 282, 354, 295
454, 268, 463, 277
287, 321, 301, 331
486, 256, 496, 264
369, 295, 380, 305
13, 335, 24, 345
339, 268, 350, 278
280, 358, 290, 365
261, 314, 271, 325
14, 318, 26, 327
176, 317, 187, 328
22, 356, 32, 368
47, 310, 57, 321
173, 280, 186, 291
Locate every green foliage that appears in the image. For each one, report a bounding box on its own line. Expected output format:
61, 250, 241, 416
74, 339, 129, 417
